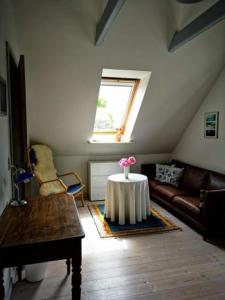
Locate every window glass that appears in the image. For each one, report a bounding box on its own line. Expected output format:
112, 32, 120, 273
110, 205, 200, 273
94, 79, 136, 132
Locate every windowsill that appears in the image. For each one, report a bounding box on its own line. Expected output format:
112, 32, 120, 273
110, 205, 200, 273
88, 140, 133, 144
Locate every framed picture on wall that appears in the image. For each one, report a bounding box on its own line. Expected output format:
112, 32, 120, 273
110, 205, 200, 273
204, 112, 219, 138
0, 76, 7, 116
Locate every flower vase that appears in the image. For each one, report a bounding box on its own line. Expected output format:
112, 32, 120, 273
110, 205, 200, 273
124, 166, 130, 179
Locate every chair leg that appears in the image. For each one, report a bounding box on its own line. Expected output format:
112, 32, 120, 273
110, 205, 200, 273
80, 191, 85, 207
17, 266, 22, 282
72, 191, 85, 207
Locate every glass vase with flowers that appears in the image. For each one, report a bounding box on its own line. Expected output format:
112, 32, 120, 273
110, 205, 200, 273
119, 156, 136, 179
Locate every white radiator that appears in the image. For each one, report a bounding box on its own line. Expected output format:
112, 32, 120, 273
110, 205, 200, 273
88, 161, 121, 201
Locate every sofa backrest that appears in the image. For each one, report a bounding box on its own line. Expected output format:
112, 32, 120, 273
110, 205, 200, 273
180, 166, 208, 194
172, 160, 208, 194
142, 160, 225, 192
141, 164, 156, 179
171, 160, 187, 168
172, 159, 225, 192
206, 172, 225, 190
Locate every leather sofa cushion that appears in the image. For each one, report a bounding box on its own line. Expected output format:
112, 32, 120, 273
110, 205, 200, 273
207, 172, 225, 190
173, 195, 201, 216
154, 185, 190, 201
149, 179, 160, 190
181, 166, 208, 194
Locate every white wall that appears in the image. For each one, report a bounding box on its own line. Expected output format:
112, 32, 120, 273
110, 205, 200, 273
13, 0, 225, 156
54, 153, 171, 195
11, 0, 225, 198
0, 0, 20, 298
173, 66, 225, 174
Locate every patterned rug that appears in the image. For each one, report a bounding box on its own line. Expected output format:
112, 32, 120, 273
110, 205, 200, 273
88, 204, 181, 238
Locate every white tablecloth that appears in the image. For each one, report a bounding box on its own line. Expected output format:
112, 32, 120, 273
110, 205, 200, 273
105, 173, 151, 225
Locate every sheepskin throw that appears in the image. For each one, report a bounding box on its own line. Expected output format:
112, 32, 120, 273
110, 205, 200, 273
31, 145, 66, 196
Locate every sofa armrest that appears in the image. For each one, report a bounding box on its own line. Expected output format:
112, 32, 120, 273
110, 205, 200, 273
201, 189, 225, 239
200, 189, 207, 202
141, 164, 156, 180
202, 189, 225, 202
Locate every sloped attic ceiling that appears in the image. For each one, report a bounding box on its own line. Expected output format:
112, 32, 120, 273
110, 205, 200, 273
12, 0, 225, 155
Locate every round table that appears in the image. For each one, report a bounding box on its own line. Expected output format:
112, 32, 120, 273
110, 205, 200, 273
104, 173, 151, 225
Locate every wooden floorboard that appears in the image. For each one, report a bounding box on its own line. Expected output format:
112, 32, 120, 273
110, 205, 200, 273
11, 201, 225, 300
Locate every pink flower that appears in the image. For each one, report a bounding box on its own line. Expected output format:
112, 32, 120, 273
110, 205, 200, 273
128, 156, 136, 165
119, 156, 136, 168
119, 158, 128, 168
120, 158, 127, 162
122, 160, 129, 167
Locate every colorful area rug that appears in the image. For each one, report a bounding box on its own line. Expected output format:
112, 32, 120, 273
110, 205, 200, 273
88, 204, 181, 238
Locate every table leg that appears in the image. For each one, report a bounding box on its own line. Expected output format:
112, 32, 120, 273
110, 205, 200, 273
71, 242, 82, 300
17, 265, 22, 281
66, 258, 71, 275
0, 268, 4, 300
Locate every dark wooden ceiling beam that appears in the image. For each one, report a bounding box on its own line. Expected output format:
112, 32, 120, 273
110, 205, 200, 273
95, 0, 126, 46
169, 0, 225, 52
176, 0, 204, 3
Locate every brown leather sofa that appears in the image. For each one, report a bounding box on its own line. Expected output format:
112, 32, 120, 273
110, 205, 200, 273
141, 160, 225, 241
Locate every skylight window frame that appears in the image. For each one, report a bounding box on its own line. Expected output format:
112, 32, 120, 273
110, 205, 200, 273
93, 77, 140, 136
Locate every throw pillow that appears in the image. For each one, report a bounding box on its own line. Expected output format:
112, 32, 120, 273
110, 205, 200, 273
155, 164, 171, 182
161, 166, 184, 187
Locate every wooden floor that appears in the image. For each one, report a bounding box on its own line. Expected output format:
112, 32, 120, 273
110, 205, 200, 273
12, 201, 225, 300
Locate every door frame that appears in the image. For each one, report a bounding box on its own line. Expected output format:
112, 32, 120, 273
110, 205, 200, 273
6, 41, 28, 199
6, 41, 18, 167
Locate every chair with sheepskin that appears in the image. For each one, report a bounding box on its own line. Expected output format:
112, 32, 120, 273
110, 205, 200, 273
28, 144, 85, 206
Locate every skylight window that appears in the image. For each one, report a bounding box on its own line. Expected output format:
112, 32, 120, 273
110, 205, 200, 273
93, 78, 139, 141
90, 69, 151, 143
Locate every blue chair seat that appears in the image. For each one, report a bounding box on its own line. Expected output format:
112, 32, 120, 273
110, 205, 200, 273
67, 183, 82, 194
